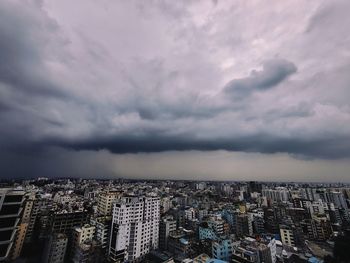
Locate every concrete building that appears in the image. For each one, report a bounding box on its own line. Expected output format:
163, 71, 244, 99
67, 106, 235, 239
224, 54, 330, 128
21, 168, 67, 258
109, 195, 160, 262
262, 188, 290, 203
231, 237, 276, 263
160, 197, 172, 214
73, 224, 96, 246
185, 208, 196, 221
236, 214, 253, 237
280, 226, 294, 247
159, 216, 177, 250
49, 209, 88, 235
0, 188, 25, 261
167, 228, 195, 259
97, 191, 121, 216
90, 216, 111, 251
11, 192, 35, 259
72, 240, 103, 263
43, 233, 68, 263
72, 224, 102, 263
198, 216, 227, 241
212, 238, 233, 261
331, 191, 347, 209
24, 193, 39, 243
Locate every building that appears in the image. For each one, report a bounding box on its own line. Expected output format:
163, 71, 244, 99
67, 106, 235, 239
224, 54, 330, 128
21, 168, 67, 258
160, 197, 172, 214
24, 193, 39, 243
97, 191, 121, 216
0, 188, 25, 261
199, 215, 227, 240
159, 216, 177, 250
212, 237, 233, 261
90, 216, 111, 251
279, 225, 304, 248
11, 192, 35, 259
109, 195, 160, 262
72, 224, 104, 263
49, 209, 89, 235
42, 233, 68, 263
262, 188, 290, 203
236, 214, 253, 237
73, 224, 95, 246
191, 253, 227, 263
72, 240, 103, 263
185, 208, 196, 221
167, 228, 195, 259
301, 216, 333, 241
280, 225, 295, 247
331, 192, 348, 209
231, 237, 275, 263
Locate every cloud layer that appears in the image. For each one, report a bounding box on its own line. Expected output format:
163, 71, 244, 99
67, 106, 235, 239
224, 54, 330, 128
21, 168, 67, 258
1, 0, 350, 179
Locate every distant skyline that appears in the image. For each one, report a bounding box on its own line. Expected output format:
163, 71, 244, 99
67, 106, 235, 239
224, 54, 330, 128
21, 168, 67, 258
1, 0, 350, 181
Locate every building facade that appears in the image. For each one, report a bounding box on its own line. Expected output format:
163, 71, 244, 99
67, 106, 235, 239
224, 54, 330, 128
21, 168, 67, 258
109, 196, 160, 262
0, 188, 25, 261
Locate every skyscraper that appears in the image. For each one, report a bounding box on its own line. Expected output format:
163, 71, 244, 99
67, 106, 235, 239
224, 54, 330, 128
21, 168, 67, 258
109, 195, 160, 262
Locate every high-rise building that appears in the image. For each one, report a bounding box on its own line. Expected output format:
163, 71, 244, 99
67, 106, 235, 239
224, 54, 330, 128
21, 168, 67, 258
109, 195, 160, 262
159, 216, 177, 250
24, 193, 39, 243
0, 188, 25, 261
97, 191, 121, 216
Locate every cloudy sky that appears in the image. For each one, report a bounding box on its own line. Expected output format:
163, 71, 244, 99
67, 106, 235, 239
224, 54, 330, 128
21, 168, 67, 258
1, 0, 350, 181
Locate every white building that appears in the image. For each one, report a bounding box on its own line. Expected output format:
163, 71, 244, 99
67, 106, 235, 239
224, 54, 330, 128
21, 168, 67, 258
109, 196, 160, 262
267, 237, 277, 263
73, 224, 95, 245
262, 188, 290, 203
185, 208, 196, 220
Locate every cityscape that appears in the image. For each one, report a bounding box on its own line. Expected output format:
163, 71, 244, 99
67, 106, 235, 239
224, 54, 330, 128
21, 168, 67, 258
1, 0, 350, 263
1, 179, 350, 262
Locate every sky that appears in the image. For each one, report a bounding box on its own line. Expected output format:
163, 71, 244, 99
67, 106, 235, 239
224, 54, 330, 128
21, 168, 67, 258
1, 0, 350, 182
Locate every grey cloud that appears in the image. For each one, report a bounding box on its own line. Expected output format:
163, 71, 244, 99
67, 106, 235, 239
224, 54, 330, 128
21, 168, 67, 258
1, 0, 350, 180
0, 1, 68, 98
224, 59, 297, 99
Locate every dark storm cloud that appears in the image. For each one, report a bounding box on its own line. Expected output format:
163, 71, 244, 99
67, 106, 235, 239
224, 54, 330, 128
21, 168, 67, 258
224, 59, 297, 99
46, 132, 350, 160
1, 0, 350, 179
